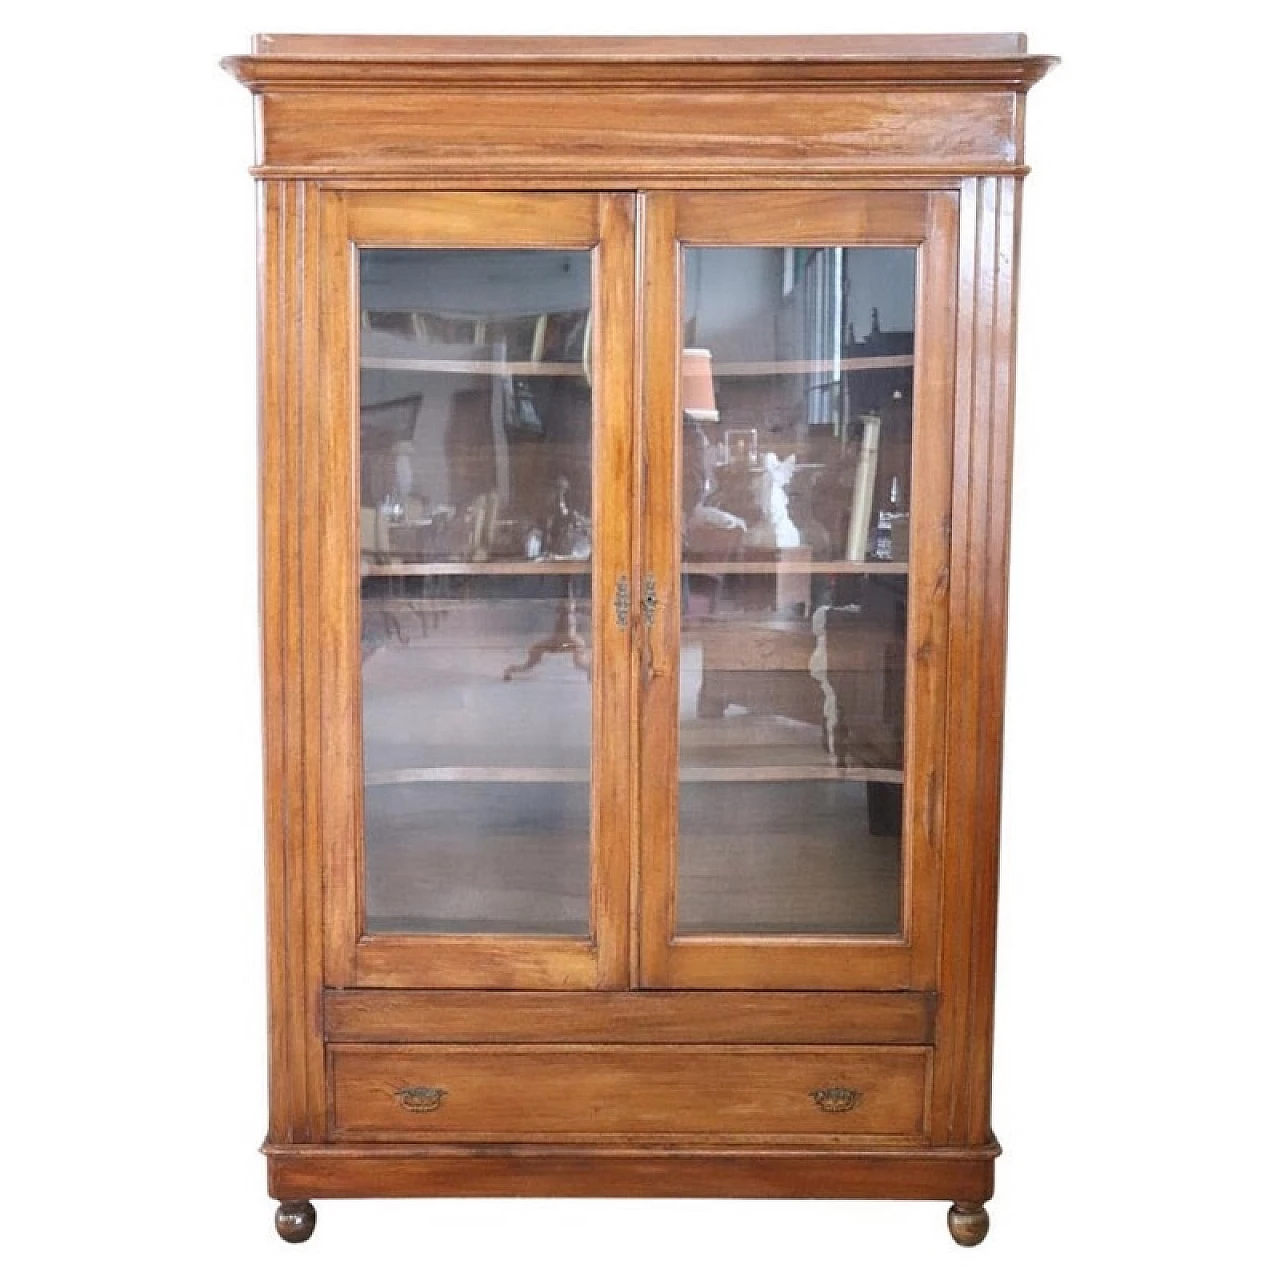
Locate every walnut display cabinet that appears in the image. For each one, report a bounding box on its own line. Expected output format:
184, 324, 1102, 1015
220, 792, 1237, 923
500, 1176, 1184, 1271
223, 34, 1055, 1247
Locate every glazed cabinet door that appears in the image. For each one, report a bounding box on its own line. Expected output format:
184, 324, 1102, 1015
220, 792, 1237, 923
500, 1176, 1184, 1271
319, 192, 635, 989
637, 190, 958, 989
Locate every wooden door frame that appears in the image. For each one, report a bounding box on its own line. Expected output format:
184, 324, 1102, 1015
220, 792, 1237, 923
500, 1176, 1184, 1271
317, 190, 636, 990
636, 189, 959, 991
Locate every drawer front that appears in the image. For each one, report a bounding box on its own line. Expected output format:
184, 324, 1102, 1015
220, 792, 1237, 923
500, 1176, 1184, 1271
331, 1046, 929, 1140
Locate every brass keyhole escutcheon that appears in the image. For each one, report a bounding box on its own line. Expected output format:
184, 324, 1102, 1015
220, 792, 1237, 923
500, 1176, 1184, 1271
640, 574, 658, 628
613, 575, 630, 628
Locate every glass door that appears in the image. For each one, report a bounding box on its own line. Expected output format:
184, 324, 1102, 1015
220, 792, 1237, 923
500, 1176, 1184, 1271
637, 192, 958, 989
321, 193, 635, 989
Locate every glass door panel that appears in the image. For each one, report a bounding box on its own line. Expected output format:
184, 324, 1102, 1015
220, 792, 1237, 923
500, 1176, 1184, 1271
677, 246, 914, 937
359, 248, 595, 935
638, 191, 954, 990
322, 191, 634, 990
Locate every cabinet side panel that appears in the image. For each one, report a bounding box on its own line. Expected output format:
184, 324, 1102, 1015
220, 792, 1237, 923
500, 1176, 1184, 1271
931, 175, 1021, 1146
260, 179, 327, 1143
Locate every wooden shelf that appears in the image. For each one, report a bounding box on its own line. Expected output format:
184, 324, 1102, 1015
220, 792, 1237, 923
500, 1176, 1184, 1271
713, 354, 913, 377
683, 765, 903, 784
366, 764, 902, 787
361, 357, 583, 376
365, 558, 903, 579
683, 560, 906, 576
360, 353, 910, 379
366, 766, 589, 786
363, 558, 590, 577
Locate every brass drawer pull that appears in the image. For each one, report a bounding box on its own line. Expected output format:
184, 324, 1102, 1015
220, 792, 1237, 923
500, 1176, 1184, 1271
810, 1086, 860, 1114
395, 1086, 447, 1113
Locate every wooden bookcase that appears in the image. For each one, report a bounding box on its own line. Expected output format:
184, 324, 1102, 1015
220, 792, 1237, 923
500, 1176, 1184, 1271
223, 33, 1055, 1246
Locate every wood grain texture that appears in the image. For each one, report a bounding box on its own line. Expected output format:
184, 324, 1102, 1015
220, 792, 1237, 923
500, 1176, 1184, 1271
259, 180, 326, 1142
225, 36, 1055, 99
348, 935, 602, 990
296, 181, 328, 1129
247, 34, 1032, 59
929, 176, 1021, 1146
591, 192, 638, 988
317, 189, 359, 990
655, 940, 916, 991
674, 191, 929, 245
319, 175, 974, 193
635, 191, 681, 990
330, 1045, 929, 1139
324, 990, 936, 1044
225, 37, 1057, 185
344, 192, 601, 247
903, 191, 960, 991
254, 89, 1023, 180
266, 1142, 998, 1201
627, 196, 651, 986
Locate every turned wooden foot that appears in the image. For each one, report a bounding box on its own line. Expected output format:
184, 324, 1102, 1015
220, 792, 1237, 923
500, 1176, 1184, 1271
947, 1202, 989, 1247
275, 1200, 316, 1244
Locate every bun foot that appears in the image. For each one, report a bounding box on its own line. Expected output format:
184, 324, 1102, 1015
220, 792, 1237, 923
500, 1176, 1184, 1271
947, 1202, 989, 1247
275, 1200, 316, 1244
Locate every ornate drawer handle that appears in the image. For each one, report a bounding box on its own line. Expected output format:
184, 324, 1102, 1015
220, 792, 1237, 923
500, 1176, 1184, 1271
395, 1086, 447, 1113
810, 1086, 861, 1114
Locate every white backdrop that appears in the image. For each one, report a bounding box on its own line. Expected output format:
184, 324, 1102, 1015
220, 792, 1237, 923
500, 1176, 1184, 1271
4, 3, 1276, 1276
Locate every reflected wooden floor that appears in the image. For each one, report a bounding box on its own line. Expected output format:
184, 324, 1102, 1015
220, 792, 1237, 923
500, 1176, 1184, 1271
678, 781, 900, 936
366, 781, 591, 935
361, 604, 902, 938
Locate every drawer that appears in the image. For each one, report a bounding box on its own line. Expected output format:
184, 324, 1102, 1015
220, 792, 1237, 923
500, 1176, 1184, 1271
330, 1045, 929, 1140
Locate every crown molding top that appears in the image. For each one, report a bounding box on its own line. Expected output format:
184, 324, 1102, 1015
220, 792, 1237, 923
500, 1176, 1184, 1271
222, 34, 1058, 92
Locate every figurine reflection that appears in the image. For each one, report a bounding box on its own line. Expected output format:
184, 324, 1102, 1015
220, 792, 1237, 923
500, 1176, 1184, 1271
546, 474, 591, 558
746, 452, 802, 549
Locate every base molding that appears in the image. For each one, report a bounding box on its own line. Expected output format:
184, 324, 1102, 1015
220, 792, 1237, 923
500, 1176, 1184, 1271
265, 1141, 998, 1202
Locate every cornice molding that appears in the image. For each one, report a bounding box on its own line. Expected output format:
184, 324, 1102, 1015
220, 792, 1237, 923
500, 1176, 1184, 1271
222, 35, 1057, 95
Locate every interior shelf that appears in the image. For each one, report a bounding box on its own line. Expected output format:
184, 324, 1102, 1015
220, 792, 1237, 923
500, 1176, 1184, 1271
360, 356, 583, 376
358, 353, 912, 377
364, 558, 906, 578
363, 559, 591, 577
681, 765, 903, 784
684, 560, 907, 575
366, 764, 903, 787
713, 353, 914, 376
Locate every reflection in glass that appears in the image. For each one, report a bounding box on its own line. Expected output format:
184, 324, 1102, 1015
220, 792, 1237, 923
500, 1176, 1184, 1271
359, 250, 593, 935
676, 246, 916, 936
